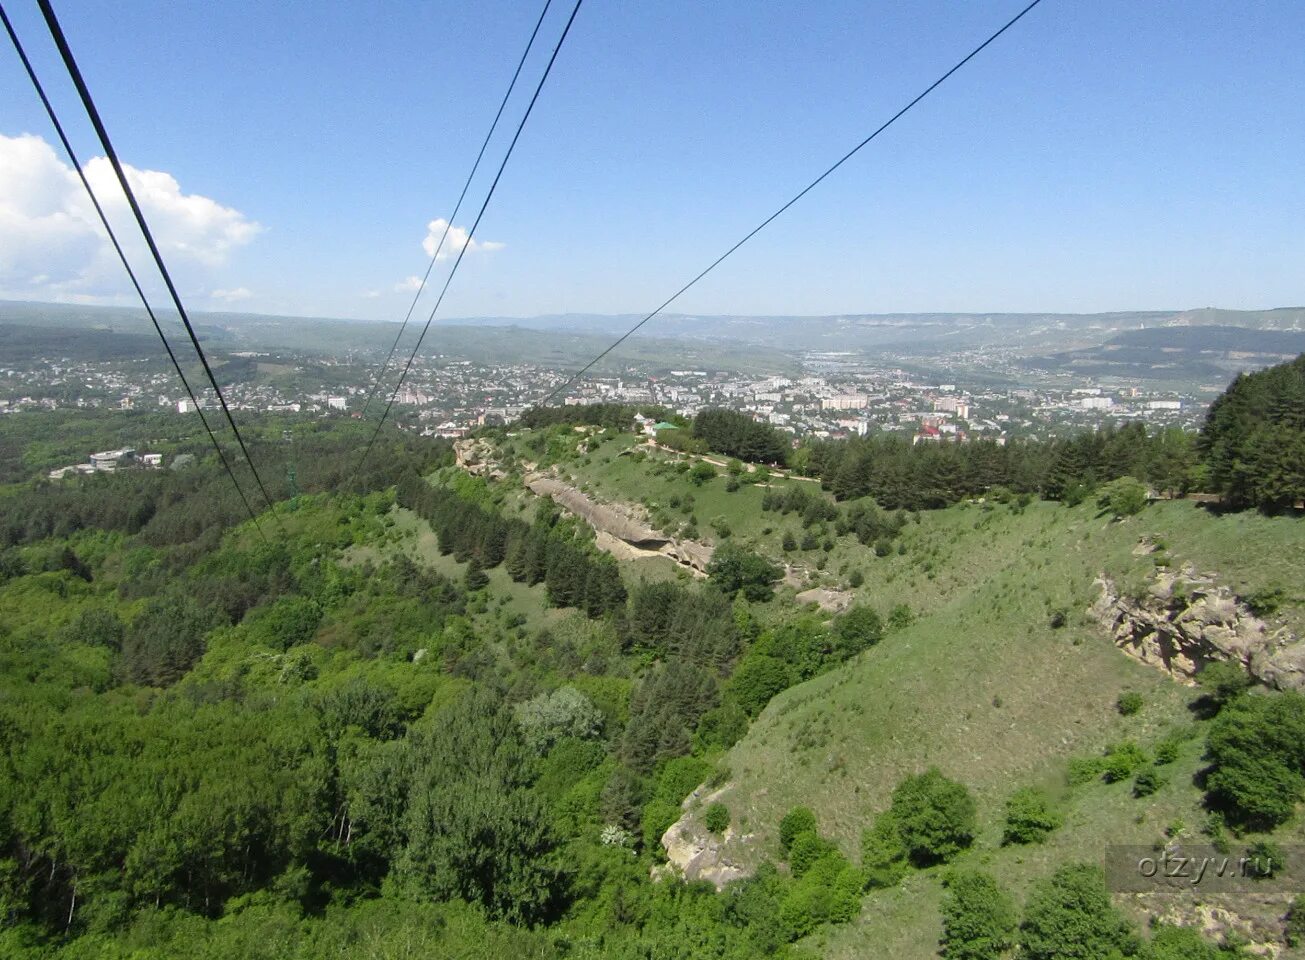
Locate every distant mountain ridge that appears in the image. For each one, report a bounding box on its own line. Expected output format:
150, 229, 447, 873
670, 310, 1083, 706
3, 300, 1301, 371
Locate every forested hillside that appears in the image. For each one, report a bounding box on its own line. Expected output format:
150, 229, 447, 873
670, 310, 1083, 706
0, 356, 1302, 959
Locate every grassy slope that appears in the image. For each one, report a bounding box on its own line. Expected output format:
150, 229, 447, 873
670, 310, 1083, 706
539, 434, 1305, 957
724, 499, 1305, 959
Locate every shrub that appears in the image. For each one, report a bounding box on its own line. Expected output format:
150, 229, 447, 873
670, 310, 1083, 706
1102, 741, 1147, 783
1132, 766, 1166, 798
1148, 923, 1247, 959
1153, 736, 1181, 765
689, 462, 717, 486
1243, 586, 1286, 617
1019, 864, 1137, 960
860, 810, 908, 888
1068, 756, 1104, 786
779, 806, 818, 855
642, 798, 682, 852
788, 832, 837, 877
1198, 660, 1251, 710
781, 532, 797, 552
832, 605, 883, 659
1285, 894, 1305, 948
1245, 839, 1285, 880
1097, 475, 1149, 518
728, 654, 792, 717
778, 849, 863, 940
654, 755, 713, 806
887, 603, 913, 631
890, 768, 976, 866
848, 569, 864, 588
1117, 691, 1144, 716
940, 870, 1018, 960
704, 802, 730, 835
1003, 787, 1063, 845
1206, 691, 1305, 830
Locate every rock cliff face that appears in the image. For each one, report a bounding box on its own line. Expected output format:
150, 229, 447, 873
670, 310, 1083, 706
1091, 568, 1304, 691
525, 473, 714, 575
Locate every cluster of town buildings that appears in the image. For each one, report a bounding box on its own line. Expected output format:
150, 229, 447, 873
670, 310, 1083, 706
6, 347, 1203, 452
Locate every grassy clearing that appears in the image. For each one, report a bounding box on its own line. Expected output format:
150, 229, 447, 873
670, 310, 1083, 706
346, 505, 572, 637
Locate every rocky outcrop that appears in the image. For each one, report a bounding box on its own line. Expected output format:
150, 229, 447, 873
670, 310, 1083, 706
525, 473, 715, 576
1092, 568, 1304, 691
453, 437, 506, 479
655, 783, 756, 889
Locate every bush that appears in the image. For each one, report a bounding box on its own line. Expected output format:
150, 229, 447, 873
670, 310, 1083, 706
1245, 839, 1284, 880
861, 810, 909, 889
781, 532, 797, 552
653, 755, 713, 805
642, 798, 682, 852
940, 870, 1017, 960
1153, 736, 1181, 765
788, 832, 837, 877
1097, 475, 1149, 518
1206, 691, 1305, 830
1148, 923, 1247, 959
848, 569, 864, 588
887, 603, 913, 631
779, 806, 818, 855
704, 802, 730, 835
1117, 691, 1144, 716
1003, 787, 1062, 845
889, 768, 976, 866
1285, 894, 1305, 948
689, 462, 717, 486
1102, 741, 1148, 783
728, 654, 792, 717
1132, 766, 1166, 798
1198, 660, 1251, 710
1068, 756, 1104, 786
1019, 864, 1137, 960
777, 849, 863, 940
832, 605, 883, 659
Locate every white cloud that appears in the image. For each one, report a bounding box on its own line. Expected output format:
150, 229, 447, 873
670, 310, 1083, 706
0, 132, 261, 300
421, 217, 504, 261
394, 276, 423, 293
362, 289, 382, 299
210, 287, 253, 302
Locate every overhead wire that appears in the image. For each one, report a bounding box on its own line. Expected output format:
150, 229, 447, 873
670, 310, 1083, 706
359, 0, 555, 419
353, 0, 584, 476
536, 0, 1046, 407
1, 1, 266, 539
38, 0, 285, 531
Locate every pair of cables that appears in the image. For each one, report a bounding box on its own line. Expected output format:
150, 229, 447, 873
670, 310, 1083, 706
4, 0, 281, 537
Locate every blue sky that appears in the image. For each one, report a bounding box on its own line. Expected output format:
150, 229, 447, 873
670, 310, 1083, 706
2, 0, 1303, 322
